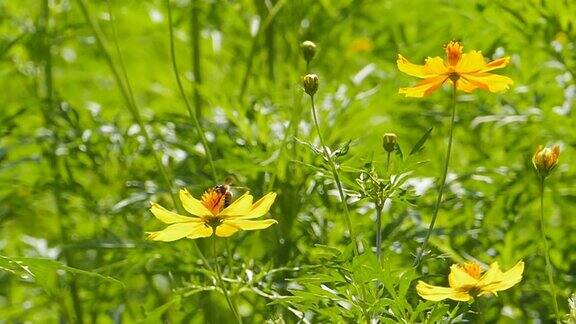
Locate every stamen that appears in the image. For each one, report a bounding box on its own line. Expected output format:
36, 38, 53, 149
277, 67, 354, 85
445, 41, 463, 66
461, 262, 483, 279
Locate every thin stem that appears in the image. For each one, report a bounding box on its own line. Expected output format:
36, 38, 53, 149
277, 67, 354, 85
539, 177, 560, 322
165, 0, 218, 182
386, 151, 391, 173
414, 81, 457, 267
212, 237, 242, 324
190, 0, 203, 118
309, 95, 358, 254
375, 203, 383, 261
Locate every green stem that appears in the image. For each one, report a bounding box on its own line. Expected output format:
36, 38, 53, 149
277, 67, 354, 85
375, 202, 383, 261
309, 95, 358, 255
190, 0, 203, 118
212, 237, 242, 324
166, 0, 218, 182
539, 177, 560, 322
414, 81, 457, 267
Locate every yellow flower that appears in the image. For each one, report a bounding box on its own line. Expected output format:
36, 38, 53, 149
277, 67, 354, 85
397, 41, 513, 97
532, 145, 560, 178
147, 188, 277, 241
416, 260, 524, 302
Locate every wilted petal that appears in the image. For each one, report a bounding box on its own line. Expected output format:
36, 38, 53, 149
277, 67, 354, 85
416, 281, 471, 302
480, 261, 524, 294
220, 192, 253, 217
399, 75, 447, 97
150, 202, 199, 224
448, 264, 479, 288
147, 222, 205, 242
462, 73, 513, 92
238, 192, 277, 219
180, 189, 214, 216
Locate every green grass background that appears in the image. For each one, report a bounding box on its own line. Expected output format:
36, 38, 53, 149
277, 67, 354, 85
1, 0, 575, 322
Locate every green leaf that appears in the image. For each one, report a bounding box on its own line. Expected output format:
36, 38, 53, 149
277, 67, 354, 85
409, 127, 433, 156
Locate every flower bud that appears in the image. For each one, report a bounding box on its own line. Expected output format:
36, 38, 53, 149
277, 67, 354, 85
382, 133, 397, 153
302, 74, 319, 96
301, 40, 317, 63
532, 144, 560, 178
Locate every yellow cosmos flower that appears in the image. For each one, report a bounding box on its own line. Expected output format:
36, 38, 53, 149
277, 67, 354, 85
416, 260, 524, 302
147, 188, 277, 241
532, 144, 560, 178
397, 41, 513, 97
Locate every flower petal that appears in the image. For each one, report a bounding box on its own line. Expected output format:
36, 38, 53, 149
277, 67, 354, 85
482, 56, 510, 72
187, 225, 213, 239
215, 223, 240, 237
453, 77, 479, 93
479, 261, 524, 294
238, 192, 277, 219
180, 189, 214, 216
448, 264, 479, 288
399, 75, 447, 97
422, 57, 447, 75
462, 73, 513, 92
455, 50, 486, 73
150, 202, 199, 224
219, 192, 253, 217
224, 219, 278, 231
397, 54, 428, 78
147, 222, 206, 242
416, 281, 471, 302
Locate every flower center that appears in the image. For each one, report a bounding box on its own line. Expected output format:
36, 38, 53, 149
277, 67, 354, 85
201, 189, 226, 215
445, 41, 463, 66
461, 262, 483, 279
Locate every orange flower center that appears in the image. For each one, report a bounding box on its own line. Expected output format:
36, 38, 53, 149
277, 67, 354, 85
445, 41, 463, 66
461, 262, 482, 279
201, 189, 226, 215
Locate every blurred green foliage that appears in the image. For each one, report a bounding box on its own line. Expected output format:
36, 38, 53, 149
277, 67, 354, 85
1, 0, 575, 322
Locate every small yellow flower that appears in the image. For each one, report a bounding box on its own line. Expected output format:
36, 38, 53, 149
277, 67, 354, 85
416, 260, 524, 302
532, 145, 560, 178
147, 188, 277, 241
397, 41, 513, 97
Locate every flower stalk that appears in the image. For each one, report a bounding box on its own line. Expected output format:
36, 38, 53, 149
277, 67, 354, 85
414, 81, 458, 266
539, 176, 560, 322
212, 236, 242, 324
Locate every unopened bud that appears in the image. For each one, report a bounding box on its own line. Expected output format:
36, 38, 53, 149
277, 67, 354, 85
383, 133, 397, 153
532, 144, 560, 178
301, 40, 317, 63
302, 74, 319, 96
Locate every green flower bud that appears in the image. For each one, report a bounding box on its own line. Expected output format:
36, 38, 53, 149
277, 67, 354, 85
301, 40, 317, 63
382, 133, 397, 153
302, 74, 319, 96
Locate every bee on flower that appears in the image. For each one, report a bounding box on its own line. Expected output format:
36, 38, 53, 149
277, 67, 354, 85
397, 41, 513, 97
147, 186, 277, 241
416, 260, 524, 302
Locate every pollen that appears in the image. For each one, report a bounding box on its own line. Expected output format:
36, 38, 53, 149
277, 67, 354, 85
461, 262, 483, 279
444, 41, 463, 66
201, 189, 225, 215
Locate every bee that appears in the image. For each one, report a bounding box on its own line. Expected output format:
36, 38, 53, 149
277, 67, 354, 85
212, 178, 234, 208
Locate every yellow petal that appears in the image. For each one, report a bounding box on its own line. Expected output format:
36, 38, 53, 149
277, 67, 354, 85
219, 192, 253, 217
187, 225, 213, 239
448, 264, 479, 288
422, 57, 447, 75
477, 262, 503, 287
454, 77, 479, 93
147, 222, 206, 242
397, 54, 428, 78
479, 261, 524, 294
455, 51, 486, 73
215, 223, 240, 237
224, 219, 278, 231
482, 56, 510, 72
461, 73, 513, 92
180, 189, 214, 216
416, 281, 471, 302
150, 202, 199, 224
238, 192, 277, 219
399, 75, 447, 97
